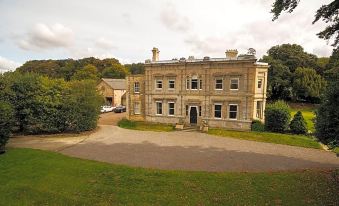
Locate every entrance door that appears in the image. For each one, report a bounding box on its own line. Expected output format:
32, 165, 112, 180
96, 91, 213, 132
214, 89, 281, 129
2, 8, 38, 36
190, 107, 198, 124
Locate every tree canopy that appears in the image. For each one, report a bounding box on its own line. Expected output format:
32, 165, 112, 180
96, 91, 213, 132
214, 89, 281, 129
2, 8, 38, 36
271, 0, 339, 48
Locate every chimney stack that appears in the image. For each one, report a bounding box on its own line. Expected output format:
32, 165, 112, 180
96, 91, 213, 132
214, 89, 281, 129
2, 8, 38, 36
152, 47, 160, 62
225, 49, 238, 59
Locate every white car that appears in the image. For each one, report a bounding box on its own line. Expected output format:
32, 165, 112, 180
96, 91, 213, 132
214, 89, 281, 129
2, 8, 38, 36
100, 105, 115, 113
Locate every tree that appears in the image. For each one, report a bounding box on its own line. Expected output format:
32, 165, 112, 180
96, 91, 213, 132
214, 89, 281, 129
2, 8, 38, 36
290, 111, 308, 134
271, 0, 339, 48
292, 67, 326, 102
315, 73, 339, 145
0, 101, 14, 153
125, 63, 145, 74
265, 100, 291, 133
261, 44, 318, 100
101, 64, 128, 79
72, 64, 98, 80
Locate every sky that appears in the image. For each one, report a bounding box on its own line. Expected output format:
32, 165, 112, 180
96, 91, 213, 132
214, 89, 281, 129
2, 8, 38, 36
0, 0, 335, 72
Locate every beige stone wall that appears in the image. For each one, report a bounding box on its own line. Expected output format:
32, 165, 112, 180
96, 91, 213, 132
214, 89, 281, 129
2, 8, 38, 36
126, 75, 145, 121
127, 59, 268, 130
97, 80, 126, 107
113, 89, 126, 106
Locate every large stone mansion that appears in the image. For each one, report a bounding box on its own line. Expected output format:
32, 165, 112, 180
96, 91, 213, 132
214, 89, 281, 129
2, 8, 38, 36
126, 48, 268, 130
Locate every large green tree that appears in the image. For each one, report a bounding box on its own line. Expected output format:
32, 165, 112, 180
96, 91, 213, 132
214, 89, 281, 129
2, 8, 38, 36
292, 67, 326, 102
271, 0, 339, 48
72, 64, 99, 81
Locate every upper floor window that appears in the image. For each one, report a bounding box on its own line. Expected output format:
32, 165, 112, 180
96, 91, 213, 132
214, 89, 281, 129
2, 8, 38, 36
215, 79, 223, 90
186, 79, 190, 90
191, 78, 198, 90
199, 79, 203, 90
156, 80, 163, 89
229, 104, 238, 119
168, 102, 175, 116
168, 80, 175, 89
156, 101, 163, 115
134, 102, 140, 114
230, 78, 239, 90
134, 82, 140, 93
258, 79, 263, 89
214, 104, 222, 118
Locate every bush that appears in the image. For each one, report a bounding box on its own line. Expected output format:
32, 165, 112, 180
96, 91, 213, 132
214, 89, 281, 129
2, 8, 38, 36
0, 72, 103, 134
0, 101, 14, 151
290, 111, 308, 134
251, 120, 265, 132
265, 100, 291, 133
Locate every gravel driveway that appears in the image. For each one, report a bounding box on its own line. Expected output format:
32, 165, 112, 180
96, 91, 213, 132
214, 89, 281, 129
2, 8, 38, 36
9, 113, 339, 172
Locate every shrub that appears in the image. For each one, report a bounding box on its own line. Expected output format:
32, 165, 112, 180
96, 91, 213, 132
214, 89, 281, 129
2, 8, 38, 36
290, 111, 308, 134
0, 101, 14, 151
251, 120, 265, 132
265, 100, 291, 133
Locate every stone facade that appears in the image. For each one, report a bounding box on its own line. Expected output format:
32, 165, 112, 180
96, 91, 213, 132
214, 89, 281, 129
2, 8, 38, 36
126, 48, 268, 131
97, 78, 126, 106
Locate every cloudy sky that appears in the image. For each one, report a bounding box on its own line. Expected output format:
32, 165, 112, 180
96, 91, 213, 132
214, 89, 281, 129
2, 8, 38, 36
0, 0, 334, 72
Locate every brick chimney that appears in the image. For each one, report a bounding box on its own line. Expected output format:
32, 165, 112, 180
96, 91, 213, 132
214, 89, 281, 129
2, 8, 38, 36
225, 49, 238, 59
152, 47, 160, 62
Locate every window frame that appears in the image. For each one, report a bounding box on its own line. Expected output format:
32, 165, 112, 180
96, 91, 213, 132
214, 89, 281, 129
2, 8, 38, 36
168, 79, 175, 90
155, 79, 163, 90
257, 79, 263, 89
214, 103, 222, 119
215, 78, 223, 90
168, 102, 175, 116
199, 79, 203, 90
191, 78, 198, 90
230, 78, 239, 90
228, 104, 238, 120
186, 79, 190, 90
256, 101, 263, 119
134, 82, 140, 93
134, 102, 141, 115
156, 101, 163, 115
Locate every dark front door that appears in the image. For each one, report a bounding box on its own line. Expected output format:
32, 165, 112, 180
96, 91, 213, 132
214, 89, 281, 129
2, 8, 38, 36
190, 107, 197, 124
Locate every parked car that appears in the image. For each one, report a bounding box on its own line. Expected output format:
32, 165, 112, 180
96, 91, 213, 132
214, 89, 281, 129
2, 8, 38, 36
100, 105, 115, 113
113, 105, 126, 113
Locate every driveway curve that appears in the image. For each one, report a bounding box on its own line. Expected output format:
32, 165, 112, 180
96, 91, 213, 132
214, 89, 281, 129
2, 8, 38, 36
9, 123, 339, 172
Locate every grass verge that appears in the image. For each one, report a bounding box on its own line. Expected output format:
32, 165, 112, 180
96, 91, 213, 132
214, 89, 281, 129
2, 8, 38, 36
208, 128, 321, 149
118, 118, 175, 132
0, 148, 338, 205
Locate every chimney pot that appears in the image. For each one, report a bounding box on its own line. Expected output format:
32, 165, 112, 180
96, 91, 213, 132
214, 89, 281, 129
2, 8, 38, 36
225, 49, 238, 59
152, 47, 160, 62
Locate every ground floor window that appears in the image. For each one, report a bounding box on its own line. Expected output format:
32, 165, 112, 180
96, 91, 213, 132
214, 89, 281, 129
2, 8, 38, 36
168, 102, 175, 116
256, 101, 263, 119
229, 104, 238, 119
156, 102, 163, 115
134, 102, 140, 114
214, 104, 222, 118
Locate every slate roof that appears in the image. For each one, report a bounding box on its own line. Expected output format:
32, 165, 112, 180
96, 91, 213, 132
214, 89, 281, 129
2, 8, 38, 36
101, 78, 126, 90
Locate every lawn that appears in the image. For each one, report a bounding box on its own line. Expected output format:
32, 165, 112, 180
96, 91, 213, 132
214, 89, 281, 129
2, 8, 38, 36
118, 118, 175, 132
208, 128, 321, 149
289, 103, 317, 133
0, 148, 338, 205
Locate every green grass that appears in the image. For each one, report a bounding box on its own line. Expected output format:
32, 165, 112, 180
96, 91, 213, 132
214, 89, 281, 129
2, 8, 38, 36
332, 147, 339, 155
208, 128, 321, 149
118, 118, 175, 132
0, 148, 338, 205
289, 103, 317, 133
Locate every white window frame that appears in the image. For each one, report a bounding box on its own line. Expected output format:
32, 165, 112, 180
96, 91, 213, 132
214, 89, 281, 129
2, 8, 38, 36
215, 78, 223, 90
156, 101, 163, 115
168, 79, 175, 90
134, 102, 140, 115
191, 78, 198, 90
214, 103, 222, 119
168, 102, 175, 116
155, 79, 163, 90
134, 82, 140, 93
257, 79, 263, 89
228, 104, 238, 120
256, 101, 263, 119
230, 78, 239, 90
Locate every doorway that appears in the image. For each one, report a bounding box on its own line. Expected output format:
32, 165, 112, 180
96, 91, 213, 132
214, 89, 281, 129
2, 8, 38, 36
190, 107, 198, 124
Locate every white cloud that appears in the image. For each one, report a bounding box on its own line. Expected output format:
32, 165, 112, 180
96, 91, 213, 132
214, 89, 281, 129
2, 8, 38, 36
0, 56, 21, 72
18, 23, 74, 51
95, 37, 117, 50
160, 2, 193, 33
